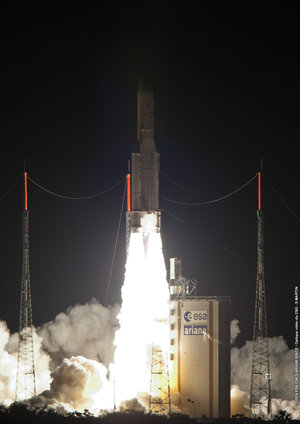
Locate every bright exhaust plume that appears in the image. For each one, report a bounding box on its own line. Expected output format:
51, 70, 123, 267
113, 213, 170, 407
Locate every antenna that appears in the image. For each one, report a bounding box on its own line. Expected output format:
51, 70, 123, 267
16, 172, 36, 400
24, 172, 28, 211
249, 162, 271, 417
258, 158, 263, 211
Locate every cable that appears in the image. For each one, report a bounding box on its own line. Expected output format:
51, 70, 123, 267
161, 174, 257, 206
161, 209, 195, 230
160, 170, 203, 196
97, 195, 125, 205
104, 180, 126, 306
263, 175, 300, 224
0, 174, 22, 204
28, 175, 125, 200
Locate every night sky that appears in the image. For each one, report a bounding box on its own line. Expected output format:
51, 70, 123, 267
0, 4, 299, 350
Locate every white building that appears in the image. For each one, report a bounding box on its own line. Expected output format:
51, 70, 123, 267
169, 258, 231, 418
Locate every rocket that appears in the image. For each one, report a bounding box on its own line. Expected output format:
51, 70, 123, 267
126, 78, 161, 240
132, 77, 159, 212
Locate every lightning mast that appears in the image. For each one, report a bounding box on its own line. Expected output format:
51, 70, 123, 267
16, 172, 36, 400
250, 167, 271, 417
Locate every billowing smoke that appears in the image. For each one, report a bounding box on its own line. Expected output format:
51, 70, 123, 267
230, 385, 249, 416
0, 321, 18, 405
230, 319, 241, 344
119, 396, 146, 413
0, 299, 119, 411
0, 298, 298, 417
231, 335, 294, 399
38, 299, 120, 370
0, 321, 51, 405
32, 356, 113, 413
230, 320, 299, 419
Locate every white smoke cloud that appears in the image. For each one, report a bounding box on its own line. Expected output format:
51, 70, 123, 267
33, 356, 113, 413
271, 398, 300, 420
231, 335, 294, 400
119, 396, 146, 413
38, 299, 120, 369
0, 299, 120, 411
0, 321, 17, 405
230, 319, 241, 344
230, 384, 249, 416
231, 319, 299, 419
0, 307, 297, 418
0, 321, 51, 405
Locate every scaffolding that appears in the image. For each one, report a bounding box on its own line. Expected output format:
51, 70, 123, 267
149, 344, 171, 414
169, 257, 199, 300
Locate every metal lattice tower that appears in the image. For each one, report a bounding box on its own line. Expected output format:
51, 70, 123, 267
16, 172, 36, 401
250, 171, 271, 417
149, 344, 171, 414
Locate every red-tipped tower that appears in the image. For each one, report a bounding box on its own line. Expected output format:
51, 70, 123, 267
127, 173, 131, 212
250, 161, 271, 417
16, 170, 36, 400
24, 172, 28, 211
258, 171, 262, 212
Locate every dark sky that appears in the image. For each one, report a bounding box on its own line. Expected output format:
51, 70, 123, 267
0, 4, 299, 349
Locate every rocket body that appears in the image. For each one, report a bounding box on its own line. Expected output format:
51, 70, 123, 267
129, 78, 160, 235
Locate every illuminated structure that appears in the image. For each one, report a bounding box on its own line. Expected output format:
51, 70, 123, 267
169, 258, 231, 418
16, 172, 36, 400
124, 81, 230, 417
126, 77, 160, 247
122, 79, 170, 413
149, 345, 171, 414
249, 171, 271, 416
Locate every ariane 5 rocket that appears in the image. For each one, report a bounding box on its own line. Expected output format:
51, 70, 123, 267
126, 78, 161, 246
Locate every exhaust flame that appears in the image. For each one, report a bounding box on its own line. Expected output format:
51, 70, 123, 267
113, 213, 169, 408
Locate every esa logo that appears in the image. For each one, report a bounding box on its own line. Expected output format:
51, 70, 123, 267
184, 311, 207, 323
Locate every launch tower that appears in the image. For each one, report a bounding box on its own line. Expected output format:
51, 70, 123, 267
16, 172, 36, 400
249, 171, 271, 416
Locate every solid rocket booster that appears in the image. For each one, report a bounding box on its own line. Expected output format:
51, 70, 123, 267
129, 77, 161, 233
